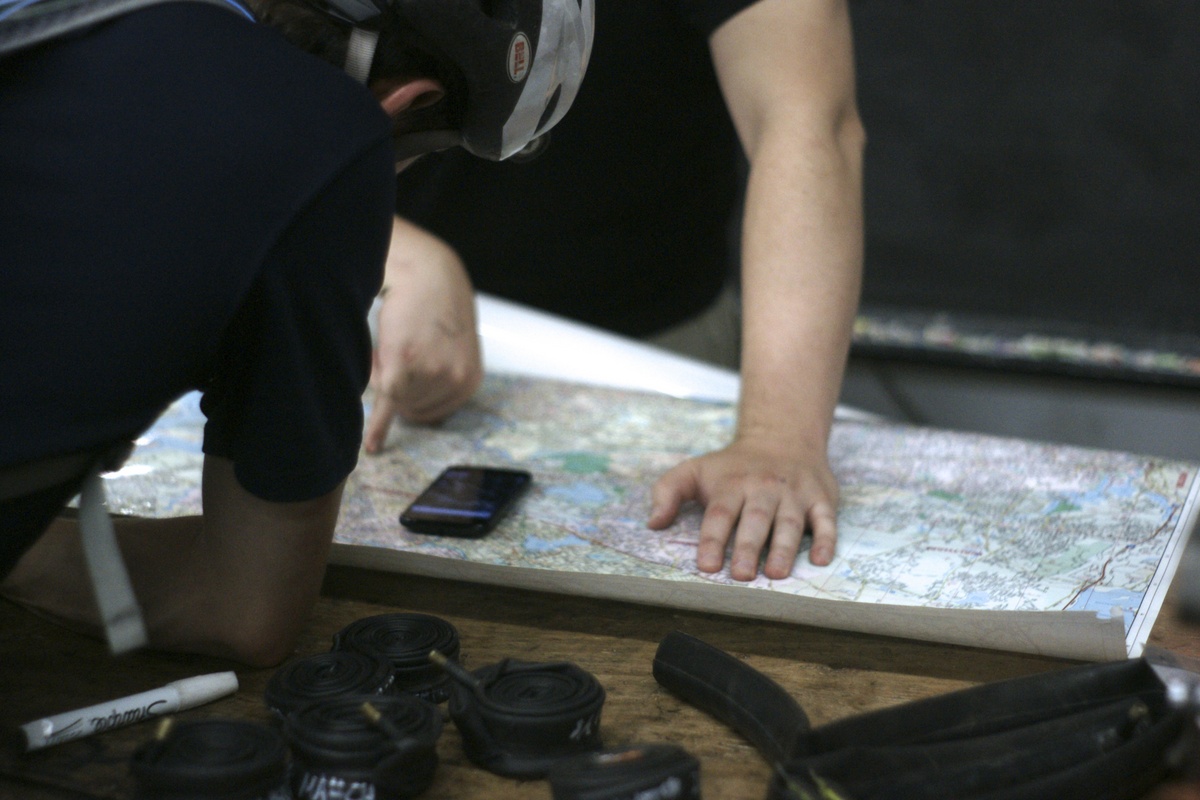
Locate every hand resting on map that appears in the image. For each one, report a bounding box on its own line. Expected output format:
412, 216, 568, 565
648, 434, 839, 581
367, 221, 842, 581
364, 217, 483, 453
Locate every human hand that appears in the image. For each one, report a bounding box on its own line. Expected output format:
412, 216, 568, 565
363, 218, 483, 453
647, 437, 839, 581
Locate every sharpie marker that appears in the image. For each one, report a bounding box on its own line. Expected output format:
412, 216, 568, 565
20, 671, 239, 751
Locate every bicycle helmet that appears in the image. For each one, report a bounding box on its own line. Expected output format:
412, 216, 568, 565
314, 0, 594, 161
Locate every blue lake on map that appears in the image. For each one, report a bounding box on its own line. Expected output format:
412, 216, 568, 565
1069, 586, 1141, 630
544, 482, 610, 506
524, 534, 590, 552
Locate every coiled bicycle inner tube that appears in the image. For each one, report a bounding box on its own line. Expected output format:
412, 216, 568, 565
332, 612, 461, 703
264, 650, 395, 721
130, 719, 289, 800
547, 743, 701, 800
285, 693, 443, 800
445, 657, 606, 778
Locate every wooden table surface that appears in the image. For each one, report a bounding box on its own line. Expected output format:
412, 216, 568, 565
2, 563, 1196, 799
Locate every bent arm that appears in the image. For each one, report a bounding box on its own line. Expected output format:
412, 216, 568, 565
2, 456, 341, 666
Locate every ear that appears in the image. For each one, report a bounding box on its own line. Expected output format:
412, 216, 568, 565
373, 77, 445, 118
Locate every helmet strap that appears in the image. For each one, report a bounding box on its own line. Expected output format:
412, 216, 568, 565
390, 101, 461, 163
344, 26, 378, 84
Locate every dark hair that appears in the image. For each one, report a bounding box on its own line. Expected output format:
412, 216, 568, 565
245, 0, 465, 135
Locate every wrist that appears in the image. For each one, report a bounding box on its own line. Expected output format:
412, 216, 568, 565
732, 418, 829, 460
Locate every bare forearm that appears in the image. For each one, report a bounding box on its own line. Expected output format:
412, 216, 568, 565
737, 106, 864, 452
713, 0, 865, 452
1, 515, 210, 650
2, 457, 343, 666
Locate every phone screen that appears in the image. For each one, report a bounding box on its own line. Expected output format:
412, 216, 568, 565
400, 466, 532, 538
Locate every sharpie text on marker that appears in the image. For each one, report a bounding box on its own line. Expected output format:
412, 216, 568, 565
20, 671, 239, 751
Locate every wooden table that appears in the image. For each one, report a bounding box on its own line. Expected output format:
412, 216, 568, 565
2, 564, 1196, 799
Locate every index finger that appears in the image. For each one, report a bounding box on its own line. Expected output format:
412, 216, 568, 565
363, 392, 398, 454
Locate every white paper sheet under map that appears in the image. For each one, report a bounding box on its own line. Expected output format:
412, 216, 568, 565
104, 375, 1198, 661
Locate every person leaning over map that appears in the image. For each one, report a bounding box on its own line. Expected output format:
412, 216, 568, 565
0, 0, 593, 666
363, 0, 865, 582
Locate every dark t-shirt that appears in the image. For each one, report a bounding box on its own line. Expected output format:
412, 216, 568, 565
0, 3, 393, 567
396, 0, 757, 338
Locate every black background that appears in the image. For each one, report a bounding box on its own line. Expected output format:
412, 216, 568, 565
851, 1, 1199, 347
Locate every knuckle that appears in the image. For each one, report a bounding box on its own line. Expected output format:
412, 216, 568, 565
739, 505, 774, 526
774, 513, 806, 532
809, 505, 838, 524
697, 531, 731, 550
703, 503, 739, 526
733, 535, 765, 556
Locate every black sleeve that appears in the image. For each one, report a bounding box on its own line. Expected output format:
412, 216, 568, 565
200, 140, 392, 503
677, 0, 761, 37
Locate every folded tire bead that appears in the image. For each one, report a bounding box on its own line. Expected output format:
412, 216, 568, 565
548, 743, 701, 800
652, 630, 808, 764
796, 657, 1165, 754
448, 658, 605, 778
264, 650, 395, 721
651, 630, 1181, 800
771, 694, 1183, 800
130, 719, 289, 800
332, 613, 461, 703
284, 693, 443, 800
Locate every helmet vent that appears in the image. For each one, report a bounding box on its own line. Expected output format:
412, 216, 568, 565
534, 85, 561, 135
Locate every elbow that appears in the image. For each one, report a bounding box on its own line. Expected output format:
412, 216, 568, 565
151, 608, 304, 668
228, 630, 300, 669
182, 585, 321, 667
212, 613, 307, 668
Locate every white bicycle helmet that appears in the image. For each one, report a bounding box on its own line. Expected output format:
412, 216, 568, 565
315, 0, 594, 161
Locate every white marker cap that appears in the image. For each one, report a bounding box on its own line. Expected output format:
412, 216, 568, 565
169, 672, 240, 710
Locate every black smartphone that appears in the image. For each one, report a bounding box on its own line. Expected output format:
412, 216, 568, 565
399, 465, 532, 538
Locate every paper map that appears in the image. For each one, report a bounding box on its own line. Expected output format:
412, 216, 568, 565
104, 375, 1198, 661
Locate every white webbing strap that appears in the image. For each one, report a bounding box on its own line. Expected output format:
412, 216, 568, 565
78, 468, 148, 655
344, 26, 378, 84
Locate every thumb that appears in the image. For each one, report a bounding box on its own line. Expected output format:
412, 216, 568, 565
648, 462, 699, 530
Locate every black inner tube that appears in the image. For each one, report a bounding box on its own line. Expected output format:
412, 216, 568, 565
264, 650, 395, 721
447, 658, 606, 778
130, 719, 289, 799
547, 743, 701, 800
332, 612, 461, 703
285, 693, 443, 800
